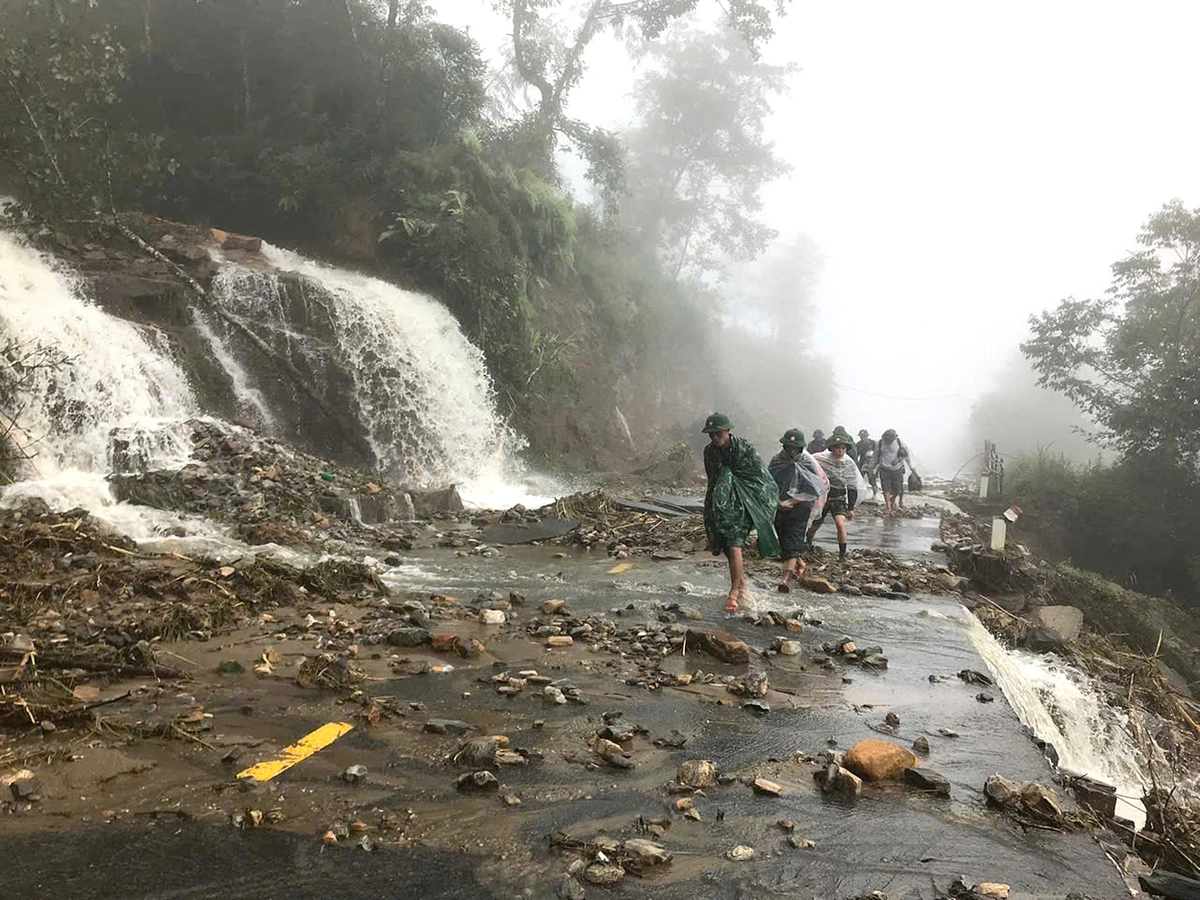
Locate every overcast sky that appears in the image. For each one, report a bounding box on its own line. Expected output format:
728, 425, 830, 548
432, 0, 1200, 473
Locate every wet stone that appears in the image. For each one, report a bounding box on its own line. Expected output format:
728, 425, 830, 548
904, 767, 950, 797
386, 627, 432, 647
584, 864, 625, 885
677, 759, 718, 788
423, 719, 471, 735
456, 770, 499, 792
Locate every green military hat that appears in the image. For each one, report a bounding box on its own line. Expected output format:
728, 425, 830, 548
827, 428, 854, 449
701, 412, 733, 434
779, 428, 806, 447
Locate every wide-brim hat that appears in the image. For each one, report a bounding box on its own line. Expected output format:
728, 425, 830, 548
827, 431, 854, 449
780, 428, 806, 447
702, 412, 733, 434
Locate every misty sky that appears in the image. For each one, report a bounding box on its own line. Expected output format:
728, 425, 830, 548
432, 1, 1200, 474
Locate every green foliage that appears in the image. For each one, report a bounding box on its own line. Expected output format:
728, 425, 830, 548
622, 24, 791, 280
1023, 199, 1200, 466
375, 133, 579, 412
1004, 448, 1200, 607
0, 0, 163, 226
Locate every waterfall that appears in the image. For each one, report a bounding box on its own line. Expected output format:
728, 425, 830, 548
966, 617, 1149, 826
211, 245, 550, 507
0, 231, 197, 476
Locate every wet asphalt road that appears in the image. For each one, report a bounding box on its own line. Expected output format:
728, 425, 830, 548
3, 515, 1130, 899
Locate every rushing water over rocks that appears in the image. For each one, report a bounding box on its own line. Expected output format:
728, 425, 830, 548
208, 244, 540, 505
0, 231, 198, 476
966, 615, 1149, 826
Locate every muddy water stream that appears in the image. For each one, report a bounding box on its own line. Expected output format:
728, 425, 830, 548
3, 518, 1130, 899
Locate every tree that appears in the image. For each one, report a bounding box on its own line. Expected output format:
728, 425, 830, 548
1023, 200, 1200, 467
622, 25, 791, 280
0, 0, 161, 226
500, 0, 790, 200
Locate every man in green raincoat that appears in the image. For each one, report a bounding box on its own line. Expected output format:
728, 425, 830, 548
701, 412, 781, 612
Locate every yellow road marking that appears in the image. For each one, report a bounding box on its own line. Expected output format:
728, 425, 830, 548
237, 722, 354, 782
607, 562, 632, 575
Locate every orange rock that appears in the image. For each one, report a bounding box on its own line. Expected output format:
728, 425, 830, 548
842, 739, 918, 781
799, 576, 837, 594
431, 633, 459, 653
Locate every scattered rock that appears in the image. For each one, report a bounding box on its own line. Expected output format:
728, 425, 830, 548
453, 737, 502, 767
480, 609, 506, 625
775, 639, 802, 656
799, 576, 837, 594
685, 629, 750, 665
843, 739, 918, 781
583, 864, 625, 885
788, 836, 815, 849
833, 767, 863, 797
903, 767, 950, 797
624, 838, 671, 866
456, 770, 500, 792
387, 627, 432, 647
884, 712, 900, 728
958, 669, 994, 686
912, 736, 930, 755
1138, 871, 1200, 900
546, 635, 574, 648
975, 885, 1010, 899
342, 764, 367, 784
1025, 605, 1084, 651
9, 778, 41, 801
752, 777, 783, 797
727, 845, 756, 861
423, 719, 471, 735
677, 759, 718, 788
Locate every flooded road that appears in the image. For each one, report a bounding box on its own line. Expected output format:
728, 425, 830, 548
2, 516, 1129, 899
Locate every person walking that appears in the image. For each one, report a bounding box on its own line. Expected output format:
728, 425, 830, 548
856, 429, 878, 500
876, 428, 909, 515
807, 428, 866, 561
806, 429, 827, 454
768, 428, 828, 593
833, 425, 858, 464
701, 412, 781, 612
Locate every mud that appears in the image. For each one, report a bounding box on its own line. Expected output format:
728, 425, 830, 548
0, 434, 1145, 899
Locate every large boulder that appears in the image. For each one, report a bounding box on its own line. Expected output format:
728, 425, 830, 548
842, 739, 917, 781
1025, 605, 1083, 651
685, 629, 750, 665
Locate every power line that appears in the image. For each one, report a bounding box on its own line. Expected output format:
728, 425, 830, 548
832, 380, 971, 403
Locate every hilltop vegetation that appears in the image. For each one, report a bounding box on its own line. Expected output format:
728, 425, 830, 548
0, 0, 830, 465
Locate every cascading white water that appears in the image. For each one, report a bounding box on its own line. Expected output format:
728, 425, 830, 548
191, 308, 277, 430
0, 231, 198, 475
966, 617, 1149, 826
0, 230, 257, 554
212, 245, 554, 508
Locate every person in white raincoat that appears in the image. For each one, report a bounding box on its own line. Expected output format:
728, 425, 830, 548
807, 429, 868, 561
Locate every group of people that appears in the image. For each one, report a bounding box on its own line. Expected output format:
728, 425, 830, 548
700, 412, 914, 612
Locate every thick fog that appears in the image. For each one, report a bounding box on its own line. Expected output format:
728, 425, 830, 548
432, 0, 1200, 475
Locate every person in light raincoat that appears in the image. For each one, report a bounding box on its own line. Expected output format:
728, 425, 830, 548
701, 412, 781, 612
876, 428, 910, 515
807, 428, 868, 561
768, 428, 828, 593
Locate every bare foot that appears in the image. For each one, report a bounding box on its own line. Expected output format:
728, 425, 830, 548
725, 593, 739, 612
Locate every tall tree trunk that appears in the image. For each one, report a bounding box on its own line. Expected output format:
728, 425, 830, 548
239, 29, 253, 126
